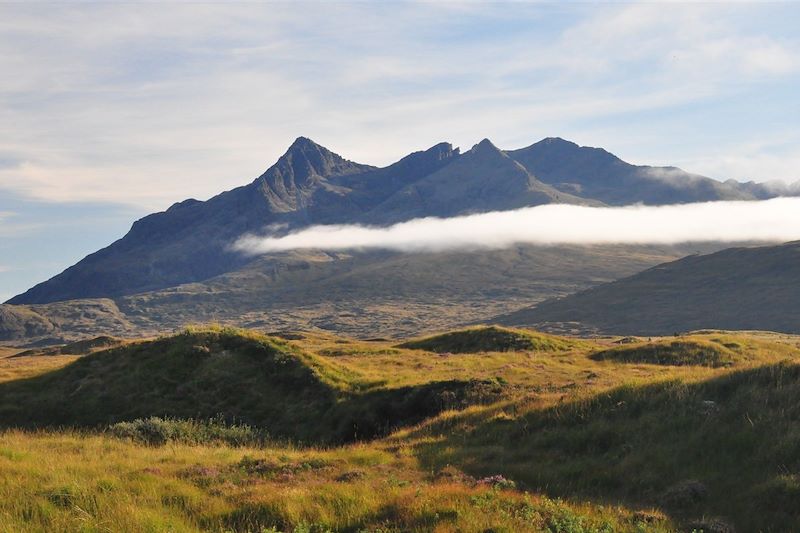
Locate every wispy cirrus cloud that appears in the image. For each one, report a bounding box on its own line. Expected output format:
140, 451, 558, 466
0, 2, 798, 210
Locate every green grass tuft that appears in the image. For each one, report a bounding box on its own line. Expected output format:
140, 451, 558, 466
590, 333, 798, 367
398, 325, 584, 354
591, 339, 736, 367
107, 416, 269, 447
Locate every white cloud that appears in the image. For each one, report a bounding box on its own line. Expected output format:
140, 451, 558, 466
672, 137, 800, 184
688, 152, 800, 185
742, 40, 797, 75
234, 198, 800, 255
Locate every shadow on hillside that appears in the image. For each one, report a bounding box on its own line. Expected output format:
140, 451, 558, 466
0, 333, 507, 444
411, 362, 800, 531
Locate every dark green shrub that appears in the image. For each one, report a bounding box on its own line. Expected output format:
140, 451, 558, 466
107, 416, 269, 446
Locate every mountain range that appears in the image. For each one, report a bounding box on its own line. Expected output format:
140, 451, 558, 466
3, 135, 798, 344
8, 136, 794, 306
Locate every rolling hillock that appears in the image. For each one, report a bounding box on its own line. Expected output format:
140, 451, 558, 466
0, 327, 505, 443
588, 334, 799, 368
398, 325, 584, 353
13, 335, 126, 357
54, 335, 125, 354
591, 338, 736, 367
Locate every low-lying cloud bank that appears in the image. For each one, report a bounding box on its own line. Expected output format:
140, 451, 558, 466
233, 198, 800, 254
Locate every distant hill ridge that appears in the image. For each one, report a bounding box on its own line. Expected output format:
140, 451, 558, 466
8, 135, 797, 305
496, 241, 800, 335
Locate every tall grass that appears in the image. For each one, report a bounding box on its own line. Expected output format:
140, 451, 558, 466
3, 327, 800, 531
0, 429, 672, 532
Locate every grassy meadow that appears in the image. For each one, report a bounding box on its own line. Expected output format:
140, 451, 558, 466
2, 326, 800, 531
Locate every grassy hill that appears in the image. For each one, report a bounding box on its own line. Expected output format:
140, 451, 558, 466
398, 326, 587, 353
0, 430, 673, 533
406, 362, 800, 532
589, 333, 799, 368
2, 326, 800, 531
0, 327, 506, 444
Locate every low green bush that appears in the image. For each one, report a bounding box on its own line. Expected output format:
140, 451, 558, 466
107, 415, 269, 446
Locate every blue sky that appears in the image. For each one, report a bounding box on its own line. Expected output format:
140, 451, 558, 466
1, 1, 799, 302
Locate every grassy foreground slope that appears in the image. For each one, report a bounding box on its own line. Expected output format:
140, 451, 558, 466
406, 362, 800, 532
2, 327, 800, 531
0, 430, 670, 533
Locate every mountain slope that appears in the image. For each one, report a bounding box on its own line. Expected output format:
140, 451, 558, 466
118, 243, 734, 338
10, 138, 591, 305
0, 299, 133, 344
0, 243, 734, 345
507, 137, 774, 205
8, 139, 455, 304
365, 139, 591, 223
0, 305, 56, 341
496, 241, 800, 335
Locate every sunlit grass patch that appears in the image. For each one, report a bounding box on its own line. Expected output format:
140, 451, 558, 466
398, 325, 588, 354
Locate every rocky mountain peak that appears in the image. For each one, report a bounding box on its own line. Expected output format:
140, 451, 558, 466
269, 137, 363, 184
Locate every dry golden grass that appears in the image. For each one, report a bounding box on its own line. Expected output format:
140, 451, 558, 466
0, 347, 19, 357
2, 327, 800, 531
0, 352, 79, 384
0, 430, 672, 532
298, 329, 796, 401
